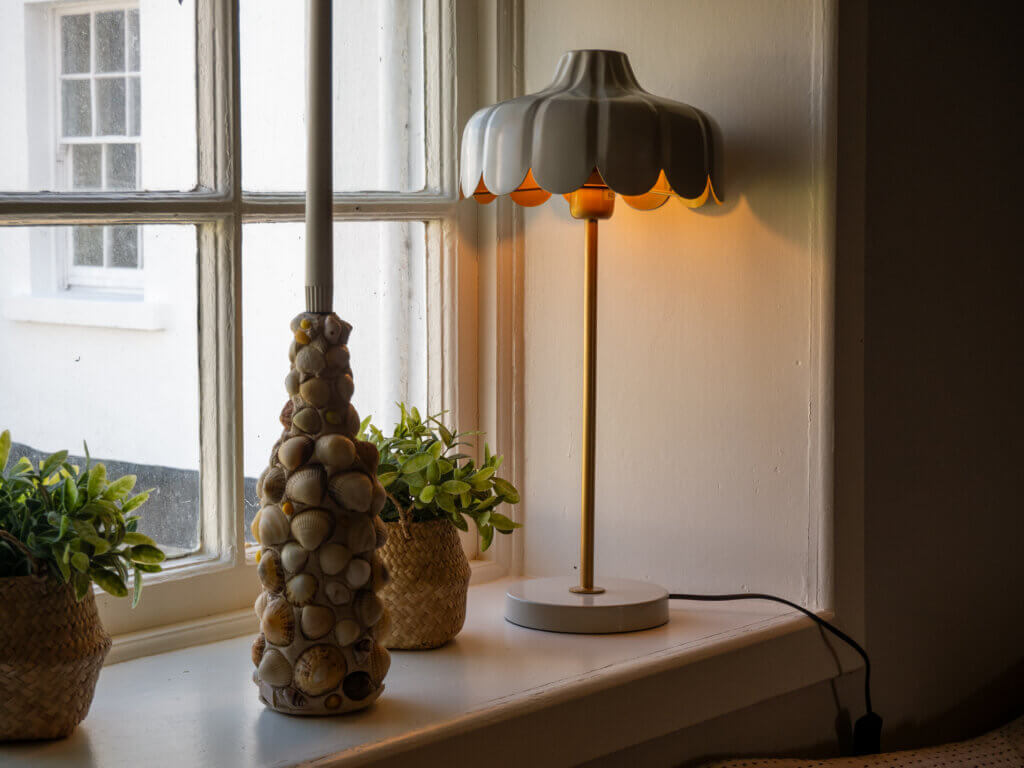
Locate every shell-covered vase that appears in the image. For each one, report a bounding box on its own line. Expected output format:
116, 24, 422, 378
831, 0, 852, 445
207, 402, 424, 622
251, 311, 390, 715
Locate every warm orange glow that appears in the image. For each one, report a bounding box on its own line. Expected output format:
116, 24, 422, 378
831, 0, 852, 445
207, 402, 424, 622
509, 169, 552, 207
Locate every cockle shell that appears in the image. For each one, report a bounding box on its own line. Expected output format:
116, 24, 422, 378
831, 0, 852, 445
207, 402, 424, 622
285, 573, 318, 606
355, 440, 379, 472
336, 374, 355, 402
315, 434, 356, 470
252, 634, 266, 667
355, 591, 384, 627
328, 471, 373, 512
254, 590, 268, 620
291, 508, 332, 551
325, 581, 352, 605
299, 377, 332, 408
278, 436, 313, 471
285, 466, 325, 506
261, 597, 296, 646
325, 345, 350, 373
293, 644, 346, 697
292, 407, 323, 435
342, 671, 374, 701
301, 605, 335, 640
258, 548, 285, 593
318, 542, 351, 576
280, 400, 294, 428
288, 340, 298, 362
345, 558, 371, 589
334, 619, 361, 646
284, 369, 301, 396
344, 404, 361, 437
259, 466, 287, 504
258, 648, 292, 688
368, 643, 391, 686
370, 482, 387, 515
251, 509, 263, 543
280, 541, 308, 573
295, 345, 325, 375
346, 515, 377, 554
258, 505, 290, 546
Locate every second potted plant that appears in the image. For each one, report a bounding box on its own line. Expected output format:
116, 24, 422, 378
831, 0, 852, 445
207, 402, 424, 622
362, 406, 520, 649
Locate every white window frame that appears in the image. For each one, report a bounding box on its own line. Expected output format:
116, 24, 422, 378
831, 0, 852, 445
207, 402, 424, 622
0, 0, 489, 646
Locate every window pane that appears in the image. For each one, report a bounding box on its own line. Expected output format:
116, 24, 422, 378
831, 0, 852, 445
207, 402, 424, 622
1, 3, 196, 191
61, 14, 90, 74
72, 144, 102, 189
107, 144, 137, 189
241, 221, 427, 542
73, 226, 103, 266
95, 11, 126, 73
96, 77, 126, 135
241, 0, 427, 192
0, 226, 201, 556
109, 225, 139, 268
62, 80, 92, 137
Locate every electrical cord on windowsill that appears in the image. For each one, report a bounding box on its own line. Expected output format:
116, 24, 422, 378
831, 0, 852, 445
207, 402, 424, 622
668, 592, 882, 755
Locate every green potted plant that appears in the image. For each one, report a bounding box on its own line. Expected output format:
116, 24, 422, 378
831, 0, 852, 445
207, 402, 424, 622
0, 429, 166, 741
360, 406, 521, 649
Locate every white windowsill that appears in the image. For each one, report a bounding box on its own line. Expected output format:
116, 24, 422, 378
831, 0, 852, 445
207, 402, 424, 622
3, 293, 168, 331
0, 578, 859, 768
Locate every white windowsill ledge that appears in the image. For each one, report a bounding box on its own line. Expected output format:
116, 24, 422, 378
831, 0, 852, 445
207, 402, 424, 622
0, 579, 858, 768
3, 293, 168, 331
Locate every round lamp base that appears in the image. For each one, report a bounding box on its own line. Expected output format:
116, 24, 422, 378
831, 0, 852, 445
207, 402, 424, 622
504, 577, 669, 634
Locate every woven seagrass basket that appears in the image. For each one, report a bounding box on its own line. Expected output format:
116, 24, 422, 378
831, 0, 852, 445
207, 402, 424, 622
378, 518, 471, 649
0, 530, 111, 741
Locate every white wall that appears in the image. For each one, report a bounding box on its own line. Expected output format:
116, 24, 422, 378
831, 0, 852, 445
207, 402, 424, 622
519, 0, 832, 603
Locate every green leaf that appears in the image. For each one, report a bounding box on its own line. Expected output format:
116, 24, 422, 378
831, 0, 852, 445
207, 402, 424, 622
460, 490, 471, 507
449, 510, 469, 531
402, 453, 433, 474
441, 479, 470, 495
378, 471, 399, 488
0, 429, 10, 471
101, 474, 136, 501
470, 467, 495, 485
64, 479, 79, 511
132, 565, 143, 608
121, 490, 151, 514
40, 450, 69, 479
428, 440, 444, 459
135, 563, 162, 573
419, 485, 437, 503
51, 544, 71, 581
480, 523, 495, 552
436, 459, 453, 476
87, 463, 107, 499
435, 492, 456, 514
73, 572, 91, 601
71, 551, 90, 573
122, 532, 156, 547
492, 478, 520, 504
128, 545, 166, 564
489, 512, 521, 532
438, 423, 454, 446
89, 567, 128, 597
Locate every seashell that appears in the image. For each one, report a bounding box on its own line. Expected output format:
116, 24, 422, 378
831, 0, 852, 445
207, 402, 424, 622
328, 471, 373, 512
281, 500, 295, 516
345, 558, 371, 589
250, 509, 262, 543
278, 436, 313, 470
294, 329, 310, 345
292, 407, 322, 435
280, 399, 294, 428
315, 434, 355, 470
301, 604, 335, 640
295, 345, 325, 375
336, 374, 355, 402
342, 671, 374, 701
252, 634, 266, 667
351, 636, 373, 663
258, 548, 285, 592
261, 597, 296, 646
285, 573, 318, 606
324, 693, 342, 710
355, 591, 384, 627
368, 643, 391, 685
280, 541, 308, 573
254, 591, 268, 620
374, 516, 388, 548
284, 369, 301, 396
355, 441, 379, 472
291, 508, 332, 550
278, 687, 306, 710
375, 606, 392, 642
293, 644, 346, 697
258, 505, 290, 546
258, 648, 292, 688
259, 466, 286, 503
285, 466, 326, 506
288, 340, 298, 362
370, 482, 387, 515
335, 619, 361, 646
324, 315, 351, 345
371, 556, 390, 589
299, 377, 332, 408
344, 404, 361, 437
325, 581, 352, 605
325, 345, 350, 373
346, 515, 377, 553
318, 542, 352, 576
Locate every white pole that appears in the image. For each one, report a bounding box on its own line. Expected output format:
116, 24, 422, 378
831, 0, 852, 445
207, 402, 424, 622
305, 0, 333, 313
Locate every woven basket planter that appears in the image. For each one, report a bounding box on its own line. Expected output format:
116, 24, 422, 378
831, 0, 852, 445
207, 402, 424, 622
378, 519, 471, 650
0, 532, 111, 741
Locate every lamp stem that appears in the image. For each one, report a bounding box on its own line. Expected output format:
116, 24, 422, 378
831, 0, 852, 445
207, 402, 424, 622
305, 0, 333, 313
572, 218, 604, 595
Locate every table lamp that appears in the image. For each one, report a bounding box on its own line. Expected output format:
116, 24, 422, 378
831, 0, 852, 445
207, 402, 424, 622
461, 50, 720, 633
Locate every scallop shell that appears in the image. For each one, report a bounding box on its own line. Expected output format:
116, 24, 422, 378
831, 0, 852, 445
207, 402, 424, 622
325, 581, 352, 605
261, 597, 296, 646
345, 558, 371, 589
370, 482, 387, 515
346, 515, 377, 554
258, 648, 292, 688
293, 644, 346, 697
328, 471, 373, 512
285, 466, 325, 505
280, 541, 308, 573
284, 573, 318, 606
254, 590, 268, 620
355, 440, 379, 472
292, 407, 323, 435
315, 434, 356, 470
252, 634, 266, 667
291, 508, 332, 550
278, 436, 313, 470
301, 604, 335, 640
344, 404, 361, 436
368, 643, 391, 686
318, 542, 351, 576
295, 345, 325, 375
280, 399, 294, 429
334, 618, 361, 646
355, 591, 384, 627
336, 374, 355, 402
299, 377, 332, 408
257, 548, 285, 593
342, 671, 374, 701
284, 368, 301, 396
259, 466, 286, 503
258, 505, 290, 546
324, 344, 350, 373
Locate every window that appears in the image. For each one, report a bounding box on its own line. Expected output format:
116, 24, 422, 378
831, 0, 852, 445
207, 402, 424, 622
0, 0, 471, 640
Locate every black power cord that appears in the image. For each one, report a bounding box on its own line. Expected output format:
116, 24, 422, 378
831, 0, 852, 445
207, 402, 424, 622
668, 592, 882, 755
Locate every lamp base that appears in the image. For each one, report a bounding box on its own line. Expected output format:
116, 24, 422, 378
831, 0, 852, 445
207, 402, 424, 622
504, 577, 669, 634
